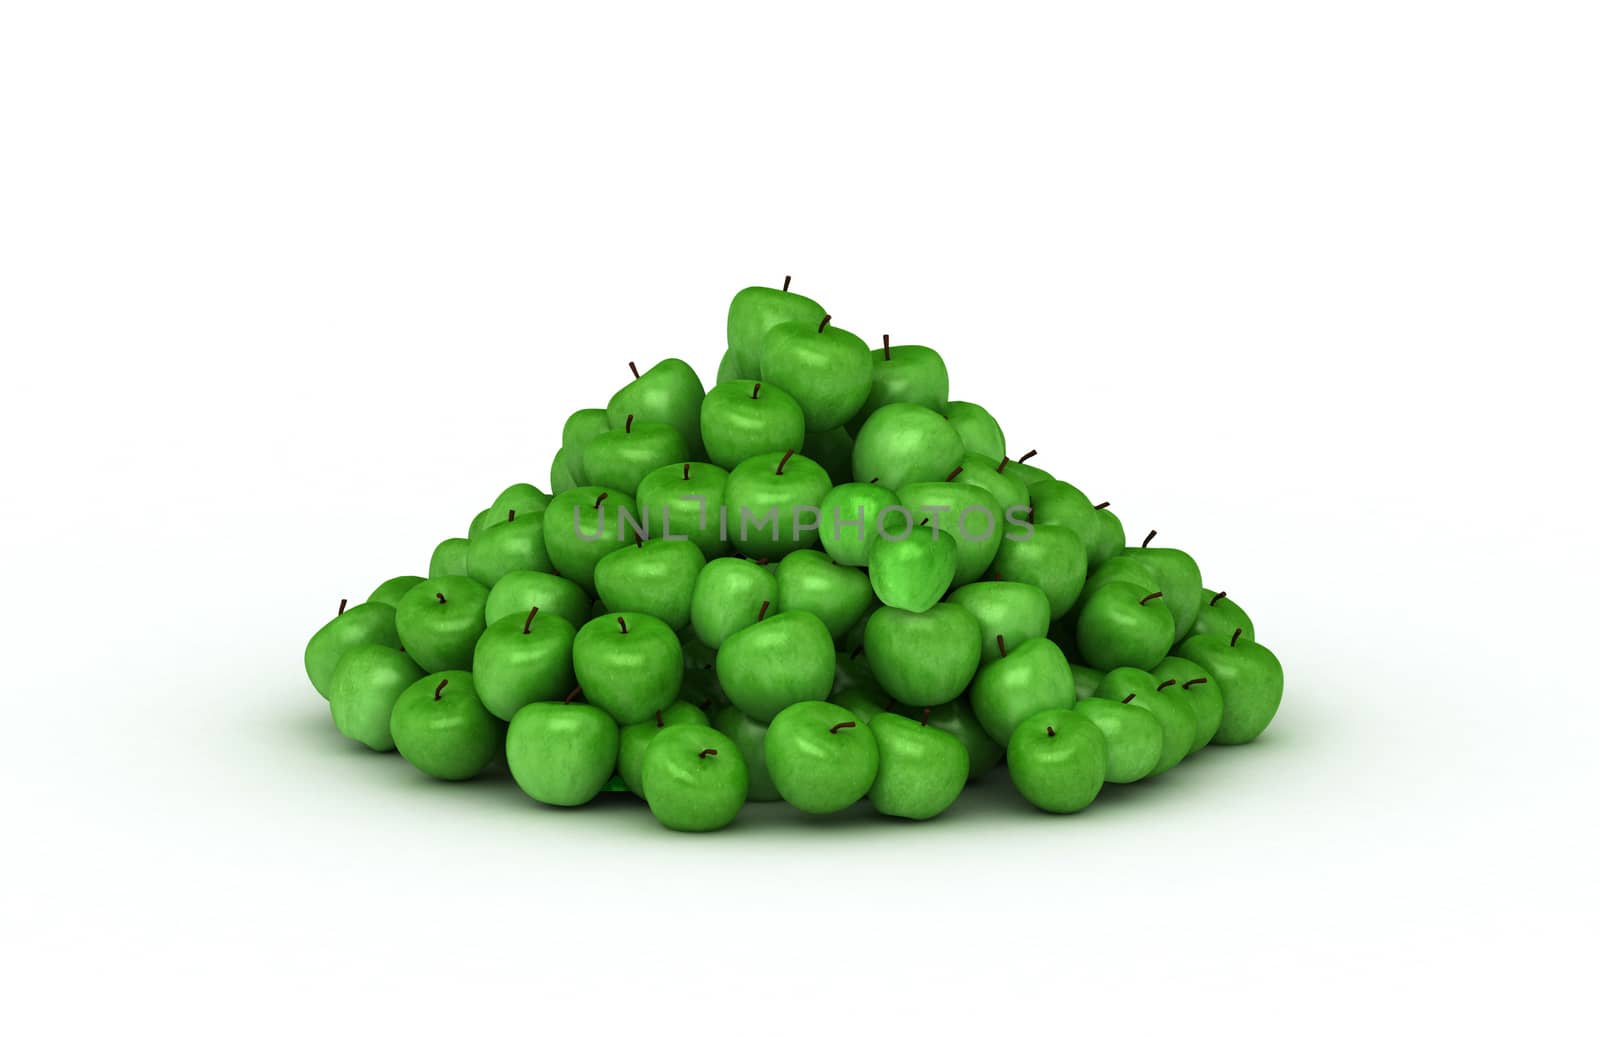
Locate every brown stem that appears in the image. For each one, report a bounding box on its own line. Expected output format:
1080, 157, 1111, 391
869, 476, 880, 484
699, 748, 718, 759
617, 616, 630, 635
628, 361, 640, 379
850, 644, 864, 660
775, 448, 795, 476
1138, 591, 1164, 606
1017, 449, 1038, 465
523, 605, 539, 634
921, 708, 931, 727
829, 721, 856, 734
508, 509, 516, 522
1182, 678, 1208, 689
433, 678, 448, 701
594, 491, 609, 509
757, 600, 771, 622
1095, 501, 1110, 510
435, 592, 447, 605
1231, 628, 1243, 647
1121, 693, 1137, 704
996, 634, 1007, 657
338, 598, 348, 615
683, 463, 691, 480
996, 456, 1010, 473
818, 314, 832, 333
1157, 679, 1177, 691
752, 382, 762, 399
1046, 725, 1057, 737
782, 274, 791, 292
564, 687, 583, 704
1142, 530, 1157, 548
882, 333, 891, 360
654, 709, 664, 728
946, 466, 963, 481
625, 413, 635, 433
1211, 590, 1228, 606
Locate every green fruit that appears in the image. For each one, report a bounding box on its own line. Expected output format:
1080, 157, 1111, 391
897, 478, 1004, 588
1076, 582, 1175, 672
727, 281, 827, 379
468, 508, 494, 539
716, 610, 835, 723
689, 557, 779, 648
1070, 663, 1104, 701
305, 600, 401, 699
483, 570, 591, 630
1073, 697, 1162, 783
487, 483, 552, 526
367, 576, 423, 609
618, 700, 710, 797
1125, 538, 1204, 640
765, 700, 880, 814
942, 401, 1005, 459
1175, 630, 1284, 745
700, 379, 806, 470
390, 671, 504, 781
899, 696, 1004, 779
608, 358, 705, 459
551, 449, 578, 494
853, 340, 950, 431
867, 712, 969, 820
863, 604, 982, 707
465, 509, 551, 587
816, 481, 901, 567
969, 636, 1077, 745
634, 460, 731, 560
505, 696, 619, 806
1006, 709, 1106, 813
471, 607, 578, 721
560, 408, 613, 485
712, 706, 781, 802
328, 644, 423, 750
583, 417, 690, 498
1097, 668, 1196, 776
775, 550, 873, 642
867, 522, 956, 613
642, 724, 748, 832
716, 349, 741, 384
850, 403, 965, 491
991, 524, 1087, 619
722, 450, 832, 558
802, 426, 855, 485
394, 576, 489, 672
594, 538, 706, 631
1090, 502, 1126, 562
1150, 656, 1224, 753
948, 581, 1051, 663
572, 612, 683, 724
541, 486, 640, 596
953, 453, 1030, 514
1191, 589, 1256, 642
759, 316, 873, 431
428, 537, 470, 578
1028, 481, 1114, 566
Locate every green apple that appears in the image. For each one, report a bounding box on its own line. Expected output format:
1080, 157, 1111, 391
428, 537, 470, 578
868, 522, 956, 613
594, 538, 706, 631
560, 408, 613, 485
1090, 502, 1126, 565
867, 711, 969, 820
483, 570, 591, 630
328, 644, 424, 750
542, 486, 640, 595
716, 609, 835, 723
390, 671, 504, 781
727, 279, 827, 379
551, 449, 578, 494
1072, 697, 1162, 783
1071, 663, 1105, 701
723, 450, 832, 558
1028, 481, 1119, 567
368, 576, 423, 609
943, 401, 1005, 460
608, 358, 705, 459
952, 453, 1030, 514
468, 508, 494, 540
716, 350, 740, 385
898, 476, 1003, 587
471, 607, 578, 721
990, 524, 1087, 619
394, 576, 489, 672
700, 379, 806, 470
863, 604, 982, 707
775, 549, 873, 642
999, 450, 1054, 485
689, 557, 779, 648
641, 725, 748, 832
487, 483, 551, 525
1125, 534, 1204, 640
948, 581, 1051, 663
1006, 709, 1106, 814
1096, 667, 1196, 776
634, 460, 731, 560
618, 700, 711, 798
712, 705, 782, 802
765, 700, 881, 814
1176, 629, 1284, 744
466, 509, 551, 587
830, 648, 891, 722
759, 315, 873, 431
505, 694, 619, 806
572, 612, 683, 724
852, 338, 950, 432
1076, 582, 1175, 672
898, 696, 1004, 779
1150, 656, 1223, 753
850, 403, 965, 491
817, 481, 901, 567
969, 636, 1077, 745
305, 600, 401, 699
1191, 588, 1256, 642
582, 417, 690, 498
802, 426, 855, 485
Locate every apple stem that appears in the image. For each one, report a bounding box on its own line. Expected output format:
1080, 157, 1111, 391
1095, 501, 1110, 510
1142, 530, 1157, 548
921, 708, 931, 726
775, 449, 795, 476
338, 598, 347, 615
1231, 628, 1243, 647
882, 333, 891, 360
433, 678, 448, 701
594, 491, 609, 509
683, 463, 691, 480
617, 616, 630, 635
829, 721, 856, 734
996, 457, 1010, 473
629, 361, 640, 379
1183, 678, 1208, 689
869, 476, 880, 484
946, 466, 963, 481
757, 600, 771, 622
508, 509, 516, 522
754, 556, 770, 566
625, 413, 635, 434
435, 592, 447, 605
1138, 591, 1164, 606
699, 748, 718, 759
523, 606, 539, 634
782, 274, 791, 292
752, 382, 762, 399
655, 709, 664, 728
1046, 725, 1056, 738
850, 644, 864, 660
1211, 590, 1228, 606
996, 634, 1007, 657
818, 314, 832, 333
564, 687, 583, 704
1121, 693, 1136, 704
1017, 449, 1038, 465
1157, 679, 1177, 691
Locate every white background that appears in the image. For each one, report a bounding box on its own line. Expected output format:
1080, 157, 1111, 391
3, 2, 1596, 1033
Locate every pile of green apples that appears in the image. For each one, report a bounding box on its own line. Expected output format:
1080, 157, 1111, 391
305, 280, 1284, 832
